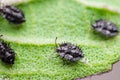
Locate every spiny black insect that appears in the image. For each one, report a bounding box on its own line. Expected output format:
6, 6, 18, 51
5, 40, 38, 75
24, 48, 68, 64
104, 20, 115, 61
0, 40, 15, 64
55, 38, 84, 61
0, 5, 25, 24
91, 19, 119, 37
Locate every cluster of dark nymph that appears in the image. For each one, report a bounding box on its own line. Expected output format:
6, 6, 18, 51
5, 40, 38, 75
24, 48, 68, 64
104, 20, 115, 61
0, 5, 25, 64
55, 19, 119, 62
0, 5, 119, 65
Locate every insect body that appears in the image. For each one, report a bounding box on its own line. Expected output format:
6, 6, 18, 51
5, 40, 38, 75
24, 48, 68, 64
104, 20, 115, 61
0, 41, 15, 64
55, 38, 84, 61
91, 19, 119, 37
0, 5, 25, 24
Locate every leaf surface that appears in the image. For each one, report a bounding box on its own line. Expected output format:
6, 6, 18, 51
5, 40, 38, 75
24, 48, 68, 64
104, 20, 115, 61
0, 0, 120, 80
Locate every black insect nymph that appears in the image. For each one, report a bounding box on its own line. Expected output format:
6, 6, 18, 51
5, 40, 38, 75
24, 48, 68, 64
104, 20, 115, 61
0, 41, 15, 64
0, 5, 25, 24
91, 19, 119, 37
55, 38, 84, 61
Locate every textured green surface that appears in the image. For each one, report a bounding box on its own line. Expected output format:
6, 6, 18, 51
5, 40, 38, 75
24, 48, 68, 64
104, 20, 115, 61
77, 0, 120, 13
83, 0, 120, 9
0, 0, 120, 80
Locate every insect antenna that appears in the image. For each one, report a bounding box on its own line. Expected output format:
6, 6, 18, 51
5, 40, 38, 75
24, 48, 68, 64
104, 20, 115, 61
55, 37, 59, 48
48, 37, 59, 60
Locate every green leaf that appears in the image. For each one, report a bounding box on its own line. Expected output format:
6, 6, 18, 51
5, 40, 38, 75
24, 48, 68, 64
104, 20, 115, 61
0, 0, 120, 79
77, 0, 120, 13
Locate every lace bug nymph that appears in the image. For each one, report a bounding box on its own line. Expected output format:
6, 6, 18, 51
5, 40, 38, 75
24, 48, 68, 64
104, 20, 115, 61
55, 38, 84, 61
91, 19, 119, 37
0, 38, 15, 64
0, 5, 25, 24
